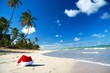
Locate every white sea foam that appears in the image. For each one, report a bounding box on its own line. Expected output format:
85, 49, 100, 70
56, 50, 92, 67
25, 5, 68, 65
81, 52, 99, 54
84, 48, 106, 50
75, 59, 110, 67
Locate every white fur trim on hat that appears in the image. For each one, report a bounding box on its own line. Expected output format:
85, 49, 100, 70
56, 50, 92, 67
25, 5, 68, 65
19, 61, 34, 66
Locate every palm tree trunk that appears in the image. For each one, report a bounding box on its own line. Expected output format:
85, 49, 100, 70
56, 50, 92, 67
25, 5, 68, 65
19, 28, 29, 44
10, 7, 15, 21
0, 7, 15, 47
10, 35, 17, 44
24, 28, 29, 38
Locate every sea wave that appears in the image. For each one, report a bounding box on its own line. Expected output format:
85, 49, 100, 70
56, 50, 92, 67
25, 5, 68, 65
75, 59, 110, 67
81, 52, 99, 54
84, 48, 106, 50
43, 49, 110, 66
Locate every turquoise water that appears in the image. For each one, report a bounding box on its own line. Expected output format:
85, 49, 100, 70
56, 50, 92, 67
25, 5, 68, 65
41, 44, 110, 50
43, 48, 110, 66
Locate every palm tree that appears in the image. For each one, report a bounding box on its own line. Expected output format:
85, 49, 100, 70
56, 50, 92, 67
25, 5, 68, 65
35, 37, 38, 42
18, 33, 25, 42
8, 0, 22, 21
27, 39, 31, 44
0, 0, 22, 47
0, 17, 8, 46
19, 10, 37, 40
27, 39, 33, 49
0, 17, 8, 32
16, 33, 25, 48
2, 34, 11, 47
32, 37, 39, 49
11, 28, 18, 44
34, 37, 38, 44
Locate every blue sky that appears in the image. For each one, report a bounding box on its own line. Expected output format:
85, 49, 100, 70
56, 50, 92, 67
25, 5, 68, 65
0, 0, 110, 47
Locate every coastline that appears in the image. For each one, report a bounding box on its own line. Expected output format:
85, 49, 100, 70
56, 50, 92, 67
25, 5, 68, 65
0, 48, 110, 73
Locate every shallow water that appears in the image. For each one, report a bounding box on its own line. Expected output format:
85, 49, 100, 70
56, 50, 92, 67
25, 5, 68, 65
43, 49, 110, 65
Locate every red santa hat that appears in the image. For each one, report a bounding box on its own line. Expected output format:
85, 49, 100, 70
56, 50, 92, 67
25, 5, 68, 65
17, 55, 33, 66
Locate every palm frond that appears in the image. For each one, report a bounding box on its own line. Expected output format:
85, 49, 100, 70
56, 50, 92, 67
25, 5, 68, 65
7, 0, 22, 8
32, 17, 38, 20
19, 0, 23, 5
28, 9, 31, 15
31, 21, 36, 28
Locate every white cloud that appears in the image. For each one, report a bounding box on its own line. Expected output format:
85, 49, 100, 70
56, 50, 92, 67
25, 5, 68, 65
55, 43, 60, 45
59, 40, 63, 43
43, 41, 48, 44
56, 20, 61, 26
59, 35, 62, 37
100, 12, 110, 19
64, 0, 107, 17
78, 32, 83, 35
76, 0, 107, 15
55, 35, 62, 38
55, 35, 59, 37
104, 29, 108, 33
91, 34, 106, 38
22, 26, 36, 34
74, 37, 80, 41
64, 9, 80, 17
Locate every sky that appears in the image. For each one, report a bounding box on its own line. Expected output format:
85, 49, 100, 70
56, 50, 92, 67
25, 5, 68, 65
0, 0, 110, 48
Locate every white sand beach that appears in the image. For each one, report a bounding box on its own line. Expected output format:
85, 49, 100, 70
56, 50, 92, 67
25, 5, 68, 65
0, 48, 110, 73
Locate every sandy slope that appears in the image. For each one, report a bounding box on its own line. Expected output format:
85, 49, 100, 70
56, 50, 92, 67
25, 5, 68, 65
0, 49, 76, 73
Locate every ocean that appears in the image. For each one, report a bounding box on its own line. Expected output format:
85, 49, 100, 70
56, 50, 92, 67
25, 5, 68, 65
43, 48, 110, 66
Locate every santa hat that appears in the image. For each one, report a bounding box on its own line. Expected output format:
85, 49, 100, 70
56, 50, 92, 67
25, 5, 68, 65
17, 55, 33, 66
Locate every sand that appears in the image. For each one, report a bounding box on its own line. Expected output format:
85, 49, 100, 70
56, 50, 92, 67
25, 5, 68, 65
0, 48, 110, 73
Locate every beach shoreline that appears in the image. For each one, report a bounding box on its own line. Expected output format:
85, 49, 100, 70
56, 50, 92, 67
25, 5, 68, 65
0, 48, 110, 73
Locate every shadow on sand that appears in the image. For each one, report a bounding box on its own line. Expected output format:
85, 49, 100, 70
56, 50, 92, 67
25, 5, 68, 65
26, 64, 45, 67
